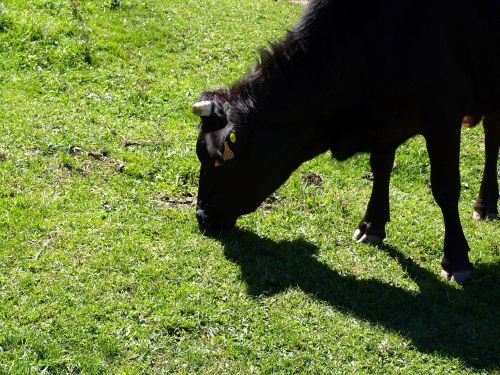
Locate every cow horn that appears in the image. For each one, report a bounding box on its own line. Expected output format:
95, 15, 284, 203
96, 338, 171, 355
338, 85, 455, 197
192, 101, 213, 117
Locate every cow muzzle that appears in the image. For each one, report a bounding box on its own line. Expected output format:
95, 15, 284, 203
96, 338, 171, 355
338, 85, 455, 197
195, 203, 236, 234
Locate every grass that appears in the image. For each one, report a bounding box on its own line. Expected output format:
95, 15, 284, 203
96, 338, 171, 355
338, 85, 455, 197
0, 0, 498, 373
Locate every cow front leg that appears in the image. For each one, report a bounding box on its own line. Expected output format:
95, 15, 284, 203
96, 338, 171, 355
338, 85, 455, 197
353, 148, 396, 245
425, 128, 473, 284
473, 115, 499, 220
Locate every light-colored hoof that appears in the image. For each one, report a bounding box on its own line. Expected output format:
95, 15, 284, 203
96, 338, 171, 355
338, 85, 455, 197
441, 270, 451, 280
473, 210, 498, 221
472, 210, 483, 221
352, 229, 363, 241
357, 233, 383, 245
441, 269, 472, 285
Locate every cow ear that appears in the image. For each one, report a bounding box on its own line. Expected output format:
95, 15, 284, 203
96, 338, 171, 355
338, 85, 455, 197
203, 127, 226, 162
221, 126, 239, 160
210, 128, 237, 167
201, 124, 239, 167
217, 129, 240, 167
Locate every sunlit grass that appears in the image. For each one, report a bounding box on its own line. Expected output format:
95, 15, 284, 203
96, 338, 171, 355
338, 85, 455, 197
0, 0, 498, 373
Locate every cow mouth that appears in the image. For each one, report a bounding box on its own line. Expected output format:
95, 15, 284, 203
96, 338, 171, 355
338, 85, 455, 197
196, 207, 236, 234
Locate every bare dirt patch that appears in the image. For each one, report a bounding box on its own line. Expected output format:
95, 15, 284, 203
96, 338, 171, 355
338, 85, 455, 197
302, 172, 323, 187
152, 193, 197, 209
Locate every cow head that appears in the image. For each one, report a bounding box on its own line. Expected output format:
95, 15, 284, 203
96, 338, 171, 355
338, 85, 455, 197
193, 89, 322, 233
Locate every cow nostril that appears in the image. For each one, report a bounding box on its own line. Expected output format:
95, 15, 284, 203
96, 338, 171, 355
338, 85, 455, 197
196, 209, 206, 222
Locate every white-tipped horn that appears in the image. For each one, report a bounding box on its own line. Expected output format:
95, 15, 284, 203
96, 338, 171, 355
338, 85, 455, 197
192, 101, 213, 117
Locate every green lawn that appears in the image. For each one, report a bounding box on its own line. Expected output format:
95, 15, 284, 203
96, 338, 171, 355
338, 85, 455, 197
0, 0, 498, 373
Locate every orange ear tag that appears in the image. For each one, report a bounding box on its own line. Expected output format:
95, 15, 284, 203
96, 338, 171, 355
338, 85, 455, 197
214, 142, 235, 167
222, 141, 235, 161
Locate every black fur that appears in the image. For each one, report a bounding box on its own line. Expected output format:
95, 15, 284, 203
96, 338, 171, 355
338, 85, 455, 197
195, 0, 500, 279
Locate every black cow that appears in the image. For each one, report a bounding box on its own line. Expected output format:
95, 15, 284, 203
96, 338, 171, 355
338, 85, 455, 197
193, 0, 500, 283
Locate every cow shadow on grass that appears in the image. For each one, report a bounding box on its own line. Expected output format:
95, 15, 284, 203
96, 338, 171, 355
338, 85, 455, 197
216, 228, 499, 370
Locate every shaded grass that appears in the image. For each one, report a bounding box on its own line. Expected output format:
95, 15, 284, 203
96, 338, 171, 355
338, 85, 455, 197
0, 0, 498, 373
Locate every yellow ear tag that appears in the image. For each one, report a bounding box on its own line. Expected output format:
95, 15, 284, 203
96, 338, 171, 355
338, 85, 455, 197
229, 133, 237, 144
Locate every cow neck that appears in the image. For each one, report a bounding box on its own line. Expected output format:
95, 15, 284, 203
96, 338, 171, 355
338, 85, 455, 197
228, 37, 325, 131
